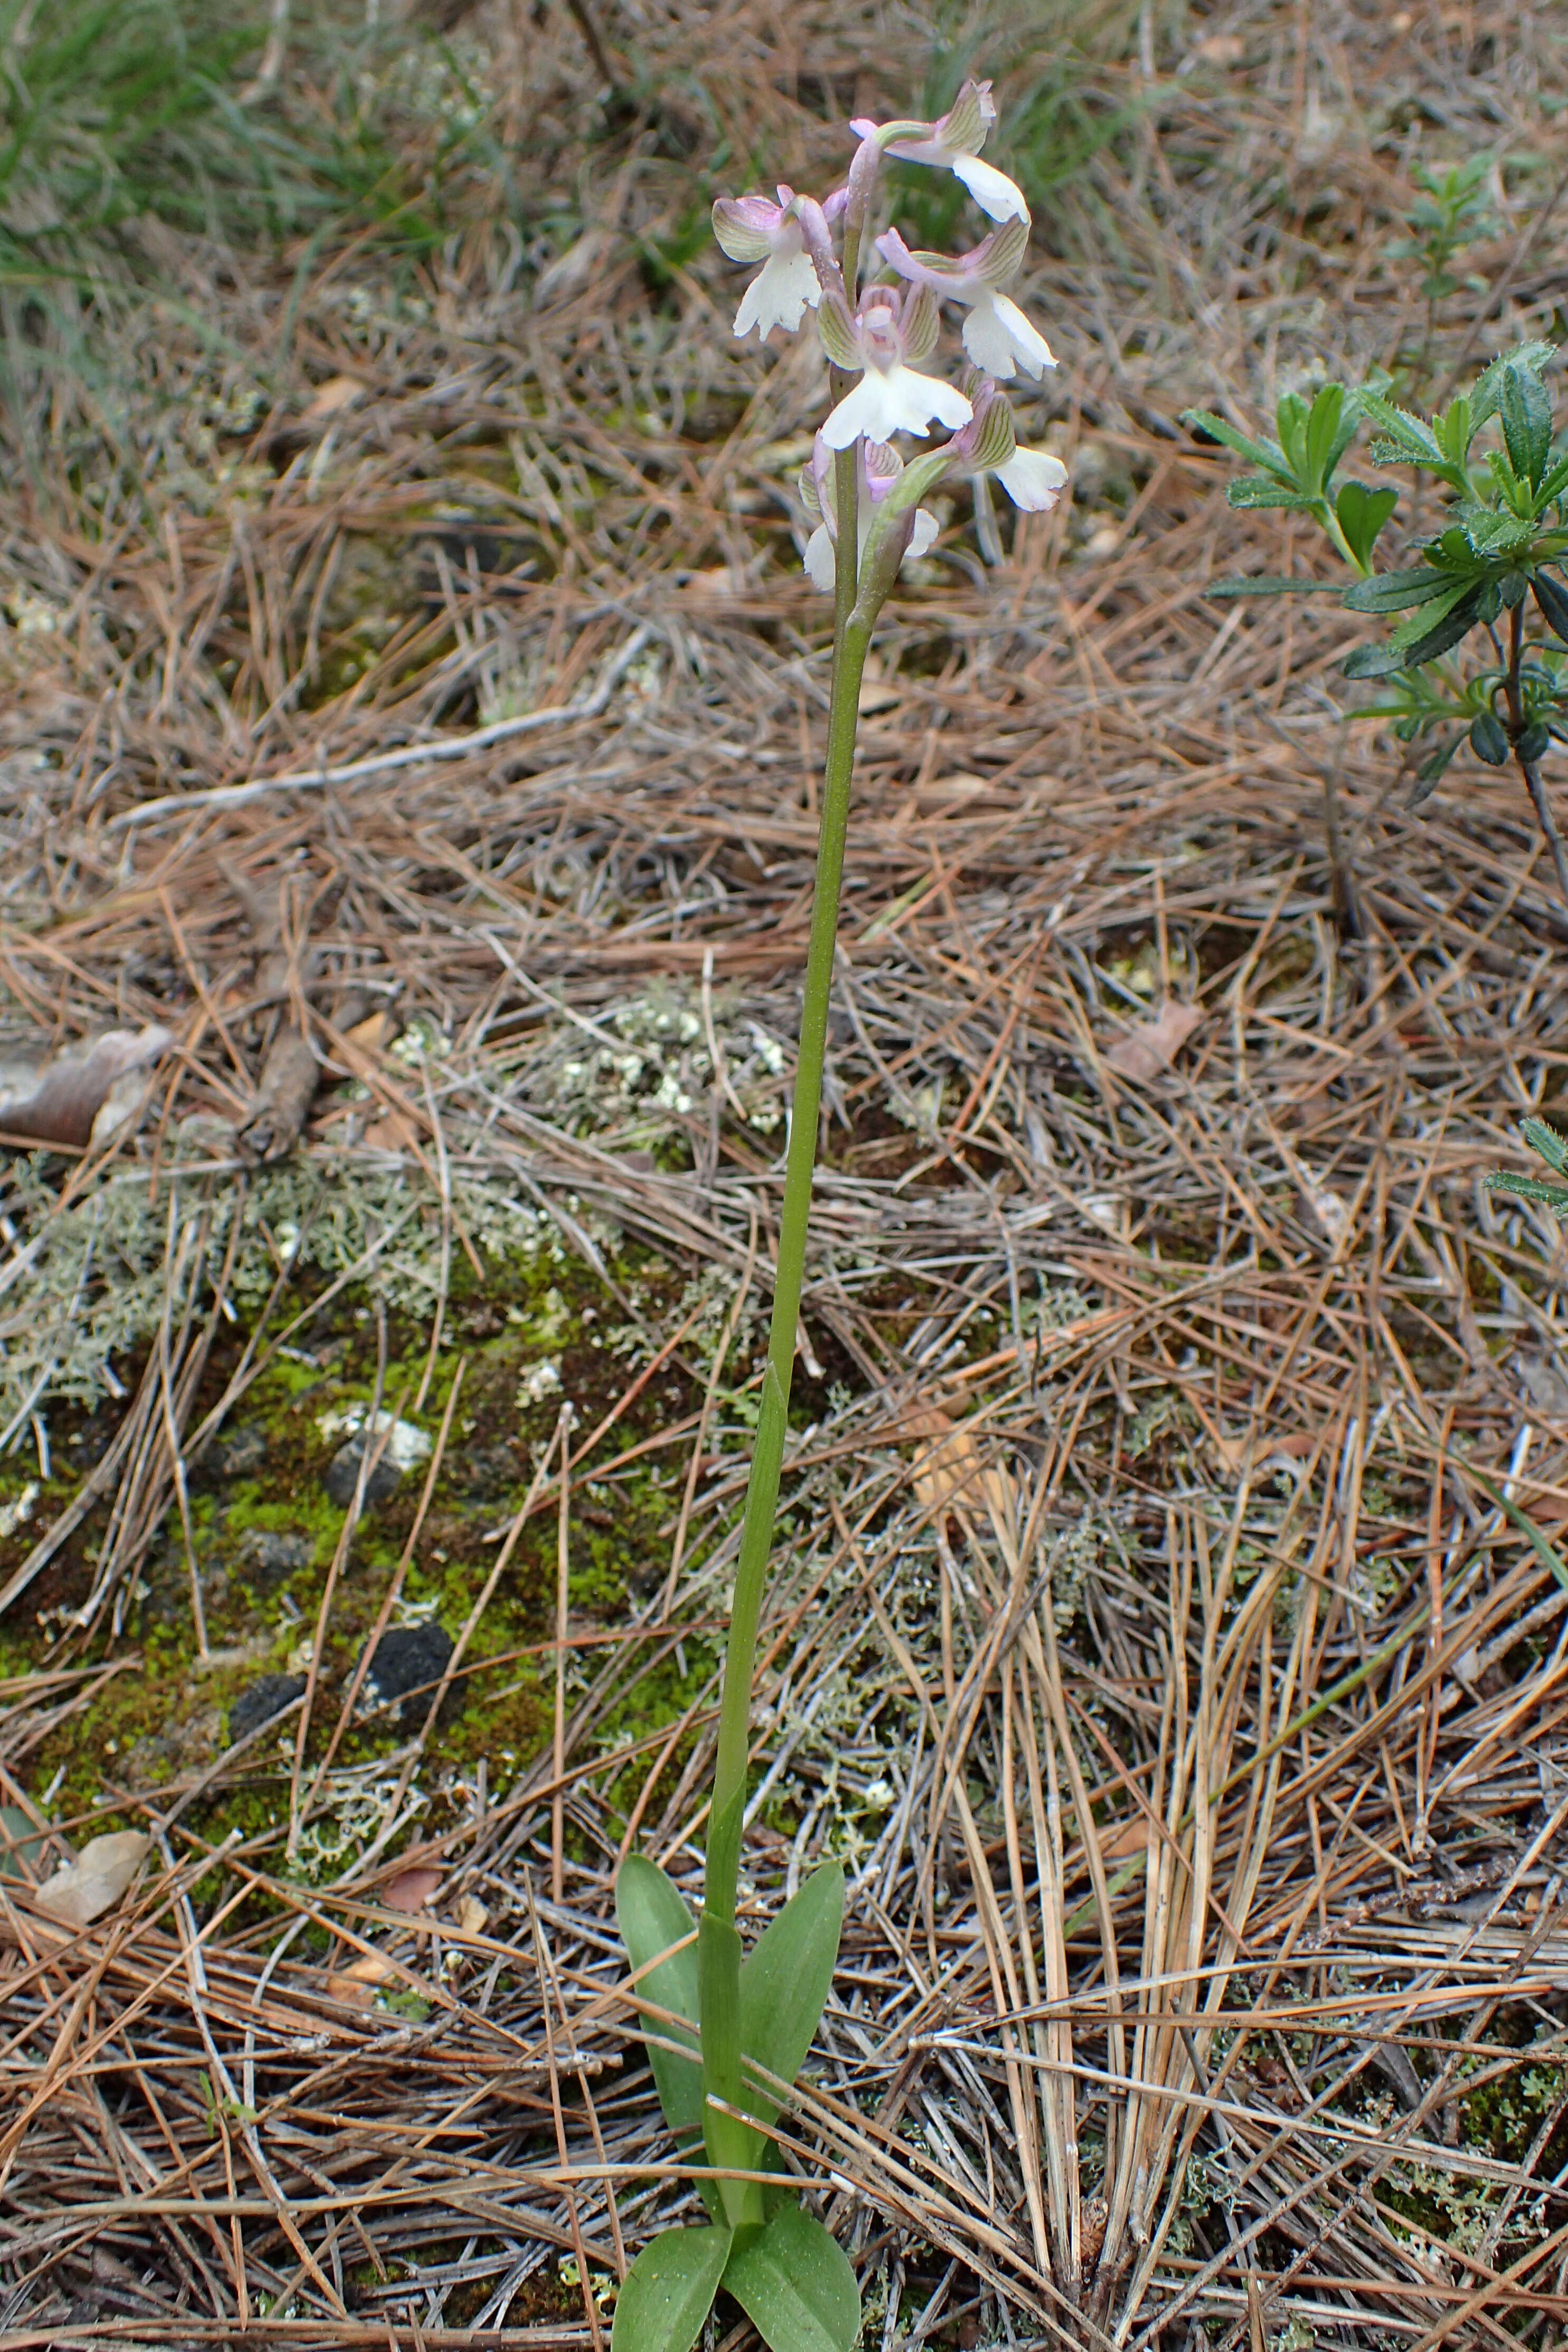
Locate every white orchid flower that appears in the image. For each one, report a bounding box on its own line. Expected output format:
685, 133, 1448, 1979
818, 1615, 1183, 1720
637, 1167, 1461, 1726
877, 221, 1054, 383
817, 285, 973, 449
852, 81, 1029, 225
945, 375, 1069, 511
710, 186, 822, 342
800, 434, 939, 590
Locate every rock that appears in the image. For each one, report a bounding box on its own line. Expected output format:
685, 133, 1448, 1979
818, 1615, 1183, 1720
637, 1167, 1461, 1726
359, 1624, 456, 1728
212, 1425, 268, 1478
227, 1672, 307, 1747
318, 1408, 432, 1509
325, 1438, 407, 1508
235, 1528, 313, 1589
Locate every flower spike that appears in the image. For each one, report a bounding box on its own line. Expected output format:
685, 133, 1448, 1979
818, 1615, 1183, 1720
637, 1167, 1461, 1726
852, 80, 1029, 224
711, 186, 823, 342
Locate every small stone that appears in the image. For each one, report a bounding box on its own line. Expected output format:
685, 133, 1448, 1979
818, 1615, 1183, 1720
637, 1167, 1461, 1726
213, 1425, 268, 1477
325, 1438, 406, 1508
227, 1672, 306, 1747
359, 1624, 457, 1728
235, 1528, 313, 1589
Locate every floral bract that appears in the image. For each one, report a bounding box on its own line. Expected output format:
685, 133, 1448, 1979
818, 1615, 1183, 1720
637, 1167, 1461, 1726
708, 77, 1059, 589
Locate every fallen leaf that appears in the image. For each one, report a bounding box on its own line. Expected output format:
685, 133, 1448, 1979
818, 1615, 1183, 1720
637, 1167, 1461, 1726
34, 1831, 150, 1927
304, 373, 367, 420
383, 1866, 443, 1913
1105, 999, 1201, 1082
326, 1949, 396, 2005
0, 1025, 173, 1150
343, 1009, 401, 1054
454, 1895, 489, 1938
1100, 1820, 1148, 1861
902, 1405, 1016, 1526
363, 1111, 418, 1152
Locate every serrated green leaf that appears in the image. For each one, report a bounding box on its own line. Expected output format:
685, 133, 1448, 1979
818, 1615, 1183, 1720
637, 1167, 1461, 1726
1536, 455, 1568, 508
1335, 480, 1398, 570
739, 1862, 843, 2127
1360, 390, 1444, 467
1341, 566, 1449, 613
1226, 478, 1316, 510
616, 1856, 702, 2141
1486, 1172, 1568, 1211
611, 2226, 730, 2352
1471, 342, 1556, 431
1181, 409, 1293, 480
722, 2204, 861, 2352
1523, 1116, 1568, 1175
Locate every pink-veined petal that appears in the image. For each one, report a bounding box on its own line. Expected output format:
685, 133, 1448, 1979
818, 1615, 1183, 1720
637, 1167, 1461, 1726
995, 447, 1069, 511
952, 153, 1029, 222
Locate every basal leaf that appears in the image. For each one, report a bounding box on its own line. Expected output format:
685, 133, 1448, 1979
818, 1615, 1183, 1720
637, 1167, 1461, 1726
722, 2203, 861, 2352
616, 1856, 702, 2140
611, 2226, 730, 2352
739, 1862, 844, 2126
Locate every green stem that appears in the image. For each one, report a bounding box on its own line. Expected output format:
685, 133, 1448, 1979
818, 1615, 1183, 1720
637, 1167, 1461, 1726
705, 442, 865, 1930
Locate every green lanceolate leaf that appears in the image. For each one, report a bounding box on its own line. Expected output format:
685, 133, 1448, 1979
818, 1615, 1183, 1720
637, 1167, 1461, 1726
1341, 565, 1449, 613
1203, 577, 1341, 598
611, 2225, 730, 2352
1500, 361, 1554, 490
616, 1856, 702, 2140
1225, 477, 1315, 511
1303, 382, 1347, 497
1344, 584, 1484, 677
1181, 408, 1293, 481
1469, 711, 1509, 764
1470, 342, 1556, 431
1535, 571, 1568, 644
738, 1862, 844, 2126
721, 2202, 861, 2352
1487, 1171, 1568, 1212
1334, 481, 1399, 570
699, 1909, 765, 2229
1360, 389, 1446, 471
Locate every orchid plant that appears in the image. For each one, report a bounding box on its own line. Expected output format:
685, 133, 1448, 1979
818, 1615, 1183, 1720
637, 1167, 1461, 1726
611, 81, 1063, 2352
